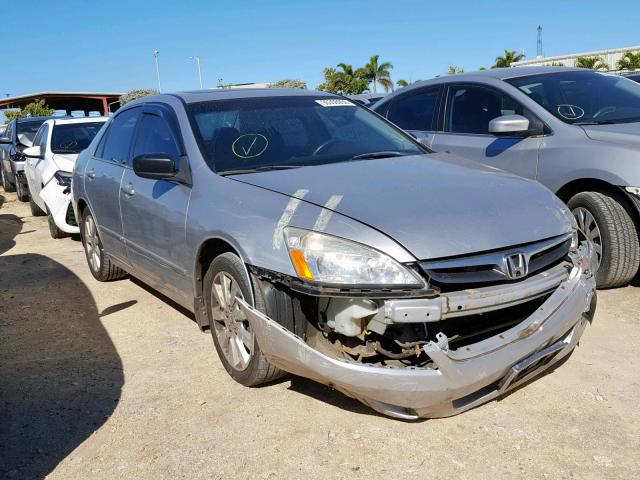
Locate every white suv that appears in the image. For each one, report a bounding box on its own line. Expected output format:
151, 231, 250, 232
24, 117, 107, 238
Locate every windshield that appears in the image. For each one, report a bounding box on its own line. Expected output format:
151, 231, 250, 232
51, 122, 105, 154
188, 96, 425, 174
17, 120, 46, 143
506, 71, 640, 125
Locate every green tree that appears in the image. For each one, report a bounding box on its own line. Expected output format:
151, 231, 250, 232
617, 51, 640, 71
396, 79, 409, 87
317, 65, 369, 95
574, 56, 609, 71
550, 62, 565, 67
119, 89, 159, 106
268, 79, 307, 89
4, 99, 55, 122
447, 65, 464, 75
361, 55, 394, 93
493, 50, 525, 68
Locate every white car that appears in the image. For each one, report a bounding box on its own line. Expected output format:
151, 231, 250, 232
23, 117, 107, 237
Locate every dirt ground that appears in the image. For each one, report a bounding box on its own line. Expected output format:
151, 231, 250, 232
1, 190, 639, 480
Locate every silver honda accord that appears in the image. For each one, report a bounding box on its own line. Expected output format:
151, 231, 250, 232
72, 88, 597, 419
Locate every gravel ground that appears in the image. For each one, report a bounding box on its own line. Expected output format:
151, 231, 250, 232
1, 190, 639, 480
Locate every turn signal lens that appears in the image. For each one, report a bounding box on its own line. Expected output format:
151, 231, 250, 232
290, 249, 315, 280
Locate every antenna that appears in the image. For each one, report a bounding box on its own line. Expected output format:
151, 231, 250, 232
537, 25, 543, 58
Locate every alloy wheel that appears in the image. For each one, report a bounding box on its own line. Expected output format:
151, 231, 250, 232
210, 271, 254, 371
572, 206, 603, 267
83, 215, 102, 272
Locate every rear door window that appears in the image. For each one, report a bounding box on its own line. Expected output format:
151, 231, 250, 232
98, 108, 140, 163
386, 87, 442, 131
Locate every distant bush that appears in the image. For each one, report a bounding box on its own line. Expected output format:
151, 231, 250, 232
119, 89, 159, 106
4, 99, 54, 122
267, 79, 307, 89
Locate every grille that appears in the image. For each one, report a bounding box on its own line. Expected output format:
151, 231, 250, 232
65, 204, 77, 226
421, 233, 572, 288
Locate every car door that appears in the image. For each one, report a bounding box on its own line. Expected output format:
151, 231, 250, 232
119, 106, 192, 301
381, 85, 443, 148
431, 83, 543, 180
31, 124, 50, 202
25, 124, 45, 195
84, 107, 141, 263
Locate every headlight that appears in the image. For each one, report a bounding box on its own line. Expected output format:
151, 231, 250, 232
54, 170, 72, 187
283, 227, 424, 287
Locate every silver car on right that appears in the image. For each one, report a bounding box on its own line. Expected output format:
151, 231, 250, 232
373, 67, 640, 288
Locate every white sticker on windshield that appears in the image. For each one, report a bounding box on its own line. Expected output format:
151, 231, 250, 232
315, 99, 353, 107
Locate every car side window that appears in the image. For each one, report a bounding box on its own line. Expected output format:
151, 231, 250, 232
446, 85, 523, 134
132, 113, 180, 162
386, 87, 441, 131
98, 108, 140, 163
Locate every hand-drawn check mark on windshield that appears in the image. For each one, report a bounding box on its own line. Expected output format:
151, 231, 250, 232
232, 134, 269, 159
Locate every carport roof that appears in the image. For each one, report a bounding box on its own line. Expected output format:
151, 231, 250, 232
0, 92, 123, 112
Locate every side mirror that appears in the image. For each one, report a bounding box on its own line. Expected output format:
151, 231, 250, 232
488, 115, 530, 136
17, 133, 33, 147
23, 146, 42, 158
132, 153, 177, 180
0, 136, 11, 144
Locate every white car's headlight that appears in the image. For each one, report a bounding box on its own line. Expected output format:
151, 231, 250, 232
283, 227, 424, 287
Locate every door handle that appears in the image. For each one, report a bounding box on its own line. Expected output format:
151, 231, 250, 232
87, 169, 96, 179
121, 183, 136, 196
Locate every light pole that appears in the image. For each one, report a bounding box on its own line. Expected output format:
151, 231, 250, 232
153, 50, 162, 93
189, 55, 203, 89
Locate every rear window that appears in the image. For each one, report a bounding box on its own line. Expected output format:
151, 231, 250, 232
17, 120, 46, 144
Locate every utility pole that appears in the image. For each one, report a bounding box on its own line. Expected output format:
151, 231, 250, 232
189, 56, 203, 89
153, 50, 162, 93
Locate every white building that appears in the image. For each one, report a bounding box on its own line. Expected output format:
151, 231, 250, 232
512, 45, 640, 72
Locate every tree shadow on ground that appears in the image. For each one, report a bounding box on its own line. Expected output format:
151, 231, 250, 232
0, 251, 124, 479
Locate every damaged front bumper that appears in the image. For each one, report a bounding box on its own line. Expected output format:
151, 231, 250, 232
40, 180, 79, 234
238, 242, 597, 419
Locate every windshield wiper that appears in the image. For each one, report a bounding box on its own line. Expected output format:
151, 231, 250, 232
351, 151, 409, 160
574, 120, 617, 125
218, 165, 301, 176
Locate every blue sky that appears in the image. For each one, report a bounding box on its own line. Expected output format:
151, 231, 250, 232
2, 0, 639, 101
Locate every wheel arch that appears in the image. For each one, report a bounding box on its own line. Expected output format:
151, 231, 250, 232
555, 178, 640, 228
193, 236, 254, 330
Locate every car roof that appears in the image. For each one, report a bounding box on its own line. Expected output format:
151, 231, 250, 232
14, 115, 55, 124
138, 88, 336, 106
45, 116, 109, 126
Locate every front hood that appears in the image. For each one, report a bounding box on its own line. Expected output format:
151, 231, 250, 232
52, 153, 78, 173
581, 122, 640, 148
234, 154, 572, 260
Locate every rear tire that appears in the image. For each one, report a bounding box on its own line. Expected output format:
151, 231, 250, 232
29, 196, 46, 216
15, 178, 29, 202
1, 168, 15, 193
204, 252, 285, 386
568, 191, 640, 288
80, 210, 127, 281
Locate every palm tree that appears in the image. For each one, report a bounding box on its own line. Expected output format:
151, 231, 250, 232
396, 79, 409, 87
493, 50, 525, 68
574, 56, 609, 71
617, 51, 640, 71
362, 55, 394, 93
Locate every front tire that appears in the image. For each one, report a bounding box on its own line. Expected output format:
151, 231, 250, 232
204, 252, 284, 386
47, 210, 68, 239
80, 210, 126, 281
15, 178, 29, 202
568, 191, 640, 288
30, 196, 46, 216
1, 168, 15, 193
